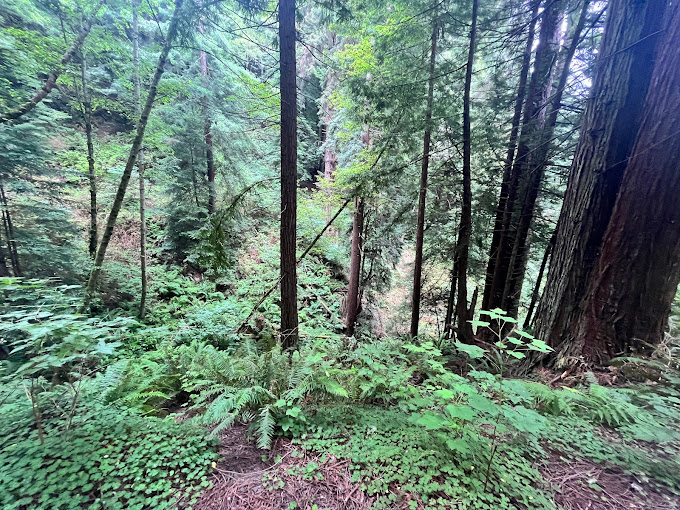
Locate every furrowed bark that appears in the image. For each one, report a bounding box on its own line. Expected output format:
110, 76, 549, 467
410, 8, 438, 338
562, 2, 680, 364
279, 0, 299, 348
83, 0, 183, 308
0, 0, 106, 124
534, 0, 666, 352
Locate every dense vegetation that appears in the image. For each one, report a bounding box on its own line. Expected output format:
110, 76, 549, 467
1, 0, 679, 508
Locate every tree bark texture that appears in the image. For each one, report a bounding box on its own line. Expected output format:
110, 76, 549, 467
453, 0, 478, 342
410, 10, 438, 338
0, 0, 106, 123
484, 0, 565, 314
560, 2, 680, 364
345, 197, 364, 336
481, 0, 539, 311
523, 233, 554, 329
279, 0, 299, 348
83, 0, 183, 306
534, 0, 667, 351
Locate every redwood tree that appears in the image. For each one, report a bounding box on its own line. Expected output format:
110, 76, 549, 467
534, 0, 667, 351
560, 1, 680, 364
279, 0, 299, 348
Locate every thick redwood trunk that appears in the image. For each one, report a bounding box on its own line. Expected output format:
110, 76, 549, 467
502, 0, 590, 317
482, 0, 539, 311
279, 0, 299, 348
0, 0, 105, 124
410, 11, 438, 338
452, 0, 478, 342
534, 0, 667, 351
485, 0, 565, 314
83, 0, 183, 306
562, 3, 680, 364
345, 197, 364, 336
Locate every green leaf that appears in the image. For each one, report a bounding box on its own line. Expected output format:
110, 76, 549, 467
454, 342, 486, 359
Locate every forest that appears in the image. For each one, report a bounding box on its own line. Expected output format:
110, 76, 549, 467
0, 0, 679, 508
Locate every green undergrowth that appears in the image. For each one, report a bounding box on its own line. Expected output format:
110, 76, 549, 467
0, 395, 218, 510
294, 405, 554, 510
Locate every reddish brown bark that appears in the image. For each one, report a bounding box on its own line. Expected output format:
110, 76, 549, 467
534, 0, 667, 351
279, 0, 299, 348
562, 2, 680, 363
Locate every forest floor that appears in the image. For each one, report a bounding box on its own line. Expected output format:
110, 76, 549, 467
188, 401, 680, 510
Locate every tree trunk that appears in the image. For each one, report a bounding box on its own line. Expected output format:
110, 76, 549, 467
198, 18, 217, 214
0, 0, 106, 123
523, 233, 554, 329
132, 0, 147, 319
534, 0, 667, 351
83, 0, 183, 307
481, 0, 539, 311
502, 0, 590, 317
80, 52, 98, 259
410, 9, 438, 338
345, 197, 364, 336
279, 0, 299, 349
561, 2, 680, 364
452, 0, 478, 343
0, 180, 21, 276
484, 0, 565, 315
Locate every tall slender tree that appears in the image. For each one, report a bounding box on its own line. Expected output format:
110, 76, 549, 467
345, 197, 364, 336
534, 0, 667, 351
481, 0, 539, 312
451, 0, 478, 342
483, 0, 565, 315
132, 0, 147, 318
198, 13, 217, 214
279, 0, 299, 348
560, 1, 680, 364
79, 51, 97, 259
410, 7, 438, 338
502, 0, 590, 317
83, 0, 184, 306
